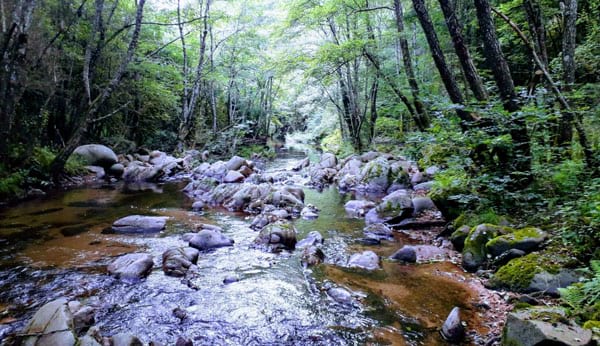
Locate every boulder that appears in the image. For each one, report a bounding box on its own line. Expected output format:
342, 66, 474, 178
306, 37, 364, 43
296, 231, 324, 249
111, 215, 169, 234
413, 181, 434, 191
344, 200, 376, 217
22, 298, 76, 346
493, 248, 527, 267
441, 307, 465, 343
502, 307, 593, 346
188, 229, 234, 251
108, 163, 125, 178
528, 269, 580, 296
301, 246, 325, 267
360, 151, 380, 162
226, 156, 248, 171
363, 223, 393, 241
72, 144, 118, 169
223, 170, 245, 183
327, 287, 353, 304
412, 197, 436, 215
364, 208, 387, 225
108, 253, 154, 281
300, 205, 319, 219
319, 153, 337, 169
122, 162, 162, 182
486, 228, 547, 257
347, 251, 380, 270
204, 161, 229, 180
375, 189, 414, 221
162, 247, 199, 277
67, 302, 95, 334
292, 157, 310, 171
390, 246, 417, 263
449, 225, 471, 252
357, 157, 392, 192
253, 221, 297, 252
238, 165, 254, 177
462, 224, 508, 272
191, 201, 204, 211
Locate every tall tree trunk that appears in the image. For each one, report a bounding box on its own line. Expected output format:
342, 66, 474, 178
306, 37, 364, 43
474, 0, 532, 185
438, 0, 488, 101
556, 0, 577, 150
177, 0, 210, 150
0, 0, 37, 165
50, 0, 146, 180
524, 0, 548, 67
393, 0, 429, 128
411, 0, 475, 125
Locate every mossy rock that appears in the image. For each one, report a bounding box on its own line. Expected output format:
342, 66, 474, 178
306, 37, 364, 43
489, 252, 572, 292
462, 224, 510, 272
450, 225, 471, 252
486, 227, 548, 257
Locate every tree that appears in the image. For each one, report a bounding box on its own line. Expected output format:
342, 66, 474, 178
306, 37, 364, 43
473, 0, 532, 185
49, 0, 147, 179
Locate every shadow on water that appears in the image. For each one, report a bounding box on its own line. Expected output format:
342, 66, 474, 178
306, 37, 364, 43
0, 152, 483, 345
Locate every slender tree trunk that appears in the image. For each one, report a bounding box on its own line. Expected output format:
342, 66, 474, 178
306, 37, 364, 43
556, 0, 577, 150
474, 0, 532, 185
438, 0, 488, 101
178, 0, 210, 150
0, 0, 36, 165
50, 0, 146, 180
412, 0, 475, 125
393, 0, 429, 128
524, 0, 548, 67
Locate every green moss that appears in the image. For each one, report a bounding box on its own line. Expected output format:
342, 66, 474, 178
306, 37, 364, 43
485, 227, 546, 256
463, 224, 509, 262
490, 252, 564, 291
583, 320, 600, 330
513, 302, 532, 310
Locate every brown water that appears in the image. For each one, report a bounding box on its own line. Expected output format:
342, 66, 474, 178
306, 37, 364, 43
0, 153, 486, 345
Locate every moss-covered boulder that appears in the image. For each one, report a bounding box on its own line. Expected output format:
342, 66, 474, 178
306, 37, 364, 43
375, 189, 414, 220
462, 224, 509, 272
486, 227, 547, 257
450, 225, 471, 252
357, 157, 392, 192
489, 252, 578, 294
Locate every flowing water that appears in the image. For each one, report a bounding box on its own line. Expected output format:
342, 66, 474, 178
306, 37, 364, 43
0, 151, 486, 345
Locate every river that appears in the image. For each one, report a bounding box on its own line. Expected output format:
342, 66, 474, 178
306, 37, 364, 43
0, 150, 490, 345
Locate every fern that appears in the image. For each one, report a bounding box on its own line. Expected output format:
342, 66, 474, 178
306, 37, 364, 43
559, 260, 600, 321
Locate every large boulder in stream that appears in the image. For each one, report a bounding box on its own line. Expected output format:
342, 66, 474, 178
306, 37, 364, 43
162, 247, 200, 277
108, 253, 154, 281
502, 307, 593, 346
188, 229, 234, 251
347, 251, 380, 270
72, 144, 118, 169
111, 215, 169, 233
253, 221, 297, 252
22, 298, 77, 346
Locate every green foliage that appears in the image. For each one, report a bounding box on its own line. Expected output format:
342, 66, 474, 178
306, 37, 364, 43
559, 261, 600, 323
0, 169, 26, 199
320, 128, 354, 157
555, 177, 600, 259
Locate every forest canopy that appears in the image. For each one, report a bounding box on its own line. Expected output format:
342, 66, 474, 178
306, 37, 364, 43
1, 0, 598, 257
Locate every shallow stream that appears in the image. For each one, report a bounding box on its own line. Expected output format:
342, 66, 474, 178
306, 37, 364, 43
0, 151, 487, 345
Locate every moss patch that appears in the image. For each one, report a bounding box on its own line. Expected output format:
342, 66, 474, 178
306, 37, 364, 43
583, 320, 600, 330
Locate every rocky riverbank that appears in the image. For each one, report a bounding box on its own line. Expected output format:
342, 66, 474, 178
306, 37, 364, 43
2, 146, 596, 345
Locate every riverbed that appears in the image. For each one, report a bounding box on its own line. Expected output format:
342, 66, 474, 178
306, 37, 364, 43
0, 151, 495, 345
